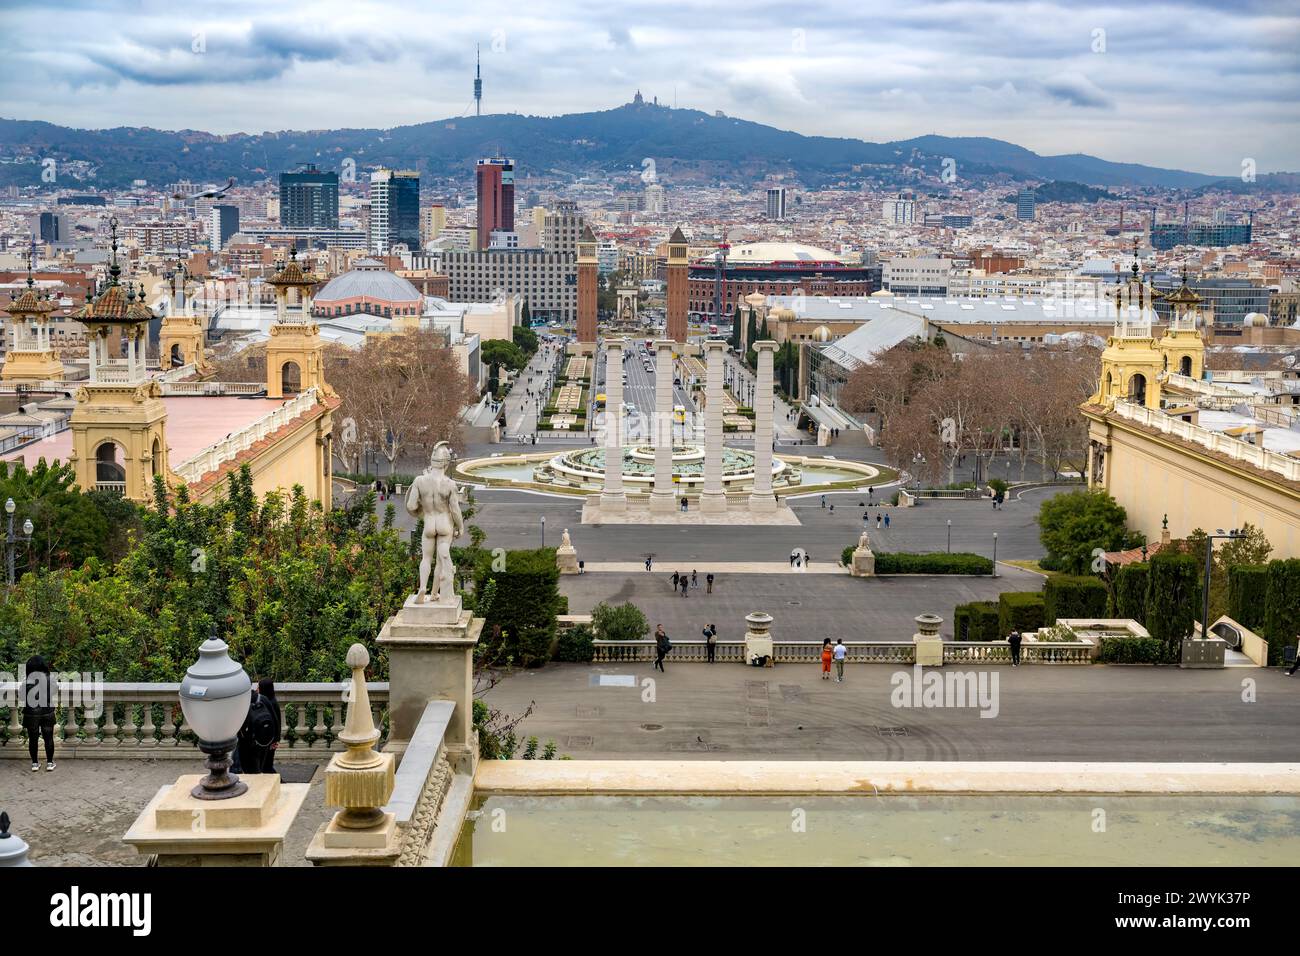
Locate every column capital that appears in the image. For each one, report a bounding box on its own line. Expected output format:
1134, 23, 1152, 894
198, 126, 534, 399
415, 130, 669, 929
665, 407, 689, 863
703, 339, 726, 354
754, 340, 777, 353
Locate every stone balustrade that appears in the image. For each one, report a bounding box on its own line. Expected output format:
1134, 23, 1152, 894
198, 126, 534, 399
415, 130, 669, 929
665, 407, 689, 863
161, 380, 265, 397
0, 680, 388, 757
592, 640, 917, 664
1112, 399, 1300, 482
942, 641, 1093, 664
173, 387, 319, 485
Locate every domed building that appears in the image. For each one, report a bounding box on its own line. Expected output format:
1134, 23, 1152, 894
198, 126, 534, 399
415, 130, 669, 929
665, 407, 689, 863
688, 240, 879, 319
311, 259, 424, 319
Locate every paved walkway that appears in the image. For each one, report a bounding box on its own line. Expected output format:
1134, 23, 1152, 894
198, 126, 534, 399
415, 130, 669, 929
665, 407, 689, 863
580, 561, 847, 574
481, 662, 1300, 762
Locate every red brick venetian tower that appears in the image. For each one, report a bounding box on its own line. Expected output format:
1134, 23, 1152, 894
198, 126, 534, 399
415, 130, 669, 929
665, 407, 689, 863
576, 225, 598, 348
666, 226, 688, 343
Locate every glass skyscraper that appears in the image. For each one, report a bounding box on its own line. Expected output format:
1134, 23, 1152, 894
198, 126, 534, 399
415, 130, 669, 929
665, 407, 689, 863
279, 164, 339, 230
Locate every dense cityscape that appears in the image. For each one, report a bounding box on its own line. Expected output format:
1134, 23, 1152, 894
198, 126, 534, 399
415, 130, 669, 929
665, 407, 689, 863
1, 0, 1298, 930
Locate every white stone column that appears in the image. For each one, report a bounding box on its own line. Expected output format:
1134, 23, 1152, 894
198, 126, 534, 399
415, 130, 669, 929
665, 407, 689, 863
600, 338, 626, 512
700, 340, 727, 513
748, 340, 777, 513
649, 339, 676, 514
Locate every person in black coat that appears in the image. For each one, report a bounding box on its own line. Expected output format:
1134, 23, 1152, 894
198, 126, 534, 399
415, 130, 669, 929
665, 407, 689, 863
256, 678, 282, 774
1007, 629, 1023, 667
22, 655, 56, 772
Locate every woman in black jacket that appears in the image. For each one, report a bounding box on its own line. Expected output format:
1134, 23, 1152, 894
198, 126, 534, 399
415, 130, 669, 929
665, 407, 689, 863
22, 655, 57, 772
256, 678, 282, 774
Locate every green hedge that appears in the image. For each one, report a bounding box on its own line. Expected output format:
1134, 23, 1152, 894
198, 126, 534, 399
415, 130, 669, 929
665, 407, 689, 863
998, 591, 1045, 636
473, 547, 563, 668
874, 552, 994, 575
1146, 552, 1200, 656
553, 624, 595, 662
1227, 565, 1268, 631
1043, 575, 1109, 624
1110, 562, 1149, 624
954, 601, 1000, 641
1264, 559, 1300, 666
1097, 636, 1168, 664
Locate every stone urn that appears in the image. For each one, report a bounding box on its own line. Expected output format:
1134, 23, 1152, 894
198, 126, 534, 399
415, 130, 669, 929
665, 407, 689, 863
913, 613, 944, 666
744, 611, 774, 667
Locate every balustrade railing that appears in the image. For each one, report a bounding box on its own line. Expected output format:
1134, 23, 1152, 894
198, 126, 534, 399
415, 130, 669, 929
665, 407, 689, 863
162, 380, 265, 397
592, 640, 917, 664
943, 641, 1092, 664
0, 681, 388, 757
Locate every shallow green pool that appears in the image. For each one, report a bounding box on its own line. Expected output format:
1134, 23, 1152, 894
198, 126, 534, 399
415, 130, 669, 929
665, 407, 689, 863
452, 794, 1300, 866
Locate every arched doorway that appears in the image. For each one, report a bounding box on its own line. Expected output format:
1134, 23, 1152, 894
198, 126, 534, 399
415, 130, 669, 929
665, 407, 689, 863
1180, 355, 1192, 377
151, 438, 162, 478
1127, 373, 1147, 404
170, 343, 184, 367
281, 360, 302, 394
96, 441, 126, 491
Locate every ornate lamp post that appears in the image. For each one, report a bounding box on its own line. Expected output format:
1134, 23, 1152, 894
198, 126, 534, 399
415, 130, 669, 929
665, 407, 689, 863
179, 626, 252, 800
0, 812, 33, 867
4, 498, 33, 586
947, 519, 952, 553
992, 532, 998, 578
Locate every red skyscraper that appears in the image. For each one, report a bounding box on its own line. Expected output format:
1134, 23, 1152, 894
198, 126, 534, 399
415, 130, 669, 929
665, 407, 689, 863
475, 158, 514, 250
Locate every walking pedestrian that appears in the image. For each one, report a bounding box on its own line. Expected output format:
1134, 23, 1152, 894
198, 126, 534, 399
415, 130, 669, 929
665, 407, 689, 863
680, 575, 689, 598
645, 555, 653, 572
789, 551, 797, 567
691, 570, 699, 589
1008, 629, 1023, 667
578, 559, 585, 574
876, 514, 882, 529
704, 623, 717, 663
821, 495, 826, 509
256, 678, 281, 774
868, 486, 874, 501
833, 639, 847, 682
884, 513, 891, 529
706, 572, 714, 594
670, 570, 680, 591
654, 625, 671, 671
21, 655, 56, 772
236, 685, 277, 775
820, 638, 833, 680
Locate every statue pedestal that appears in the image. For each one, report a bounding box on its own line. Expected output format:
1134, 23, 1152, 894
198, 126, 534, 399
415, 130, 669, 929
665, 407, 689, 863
378, 596, 482, 772
912, 613, 945, 667
556, 544, 579, 574
124, 774, 309, 867
851, 547, 875, 577
698, 492, 727, 514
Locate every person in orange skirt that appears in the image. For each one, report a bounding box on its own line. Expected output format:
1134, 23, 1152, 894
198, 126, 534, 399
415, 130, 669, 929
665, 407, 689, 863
820, 638, 833, 680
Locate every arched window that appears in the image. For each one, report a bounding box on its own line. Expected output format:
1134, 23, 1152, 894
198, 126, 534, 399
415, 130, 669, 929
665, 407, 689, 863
95, 441, 126, 489
170, 343, 184, 367
1128, 373, 1147, 404
281, 360, 302, 394
151, 437, 162, 477
1180, 355, 1192, 377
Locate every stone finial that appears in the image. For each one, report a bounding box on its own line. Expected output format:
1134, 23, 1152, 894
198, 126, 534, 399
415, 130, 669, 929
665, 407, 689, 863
322, 642, 395, 833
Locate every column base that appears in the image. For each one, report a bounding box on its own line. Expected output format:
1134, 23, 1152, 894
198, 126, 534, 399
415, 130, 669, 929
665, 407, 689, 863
748, 493, 778, 514
648, 492, 677, 515
598, 492, 627, 513
698, 492, 727, 514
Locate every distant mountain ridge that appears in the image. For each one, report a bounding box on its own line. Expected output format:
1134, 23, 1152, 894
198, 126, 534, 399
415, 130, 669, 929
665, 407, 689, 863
0, 102, 1253, 192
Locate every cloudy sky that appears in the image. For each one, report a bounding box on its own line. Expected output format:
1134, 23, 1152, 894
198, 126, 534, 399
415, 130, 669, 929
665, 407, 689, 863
2, 0, 1297, 174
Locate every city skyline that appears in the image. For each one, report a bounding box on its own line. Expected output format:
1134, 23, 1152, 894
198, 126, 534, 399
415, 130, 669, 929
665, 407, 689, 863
1, 0, 1296, 175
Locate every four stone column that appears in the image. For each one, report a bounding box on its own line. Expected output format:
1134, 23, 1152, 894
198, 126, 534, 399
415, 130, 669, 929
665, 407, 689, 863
600, 338, 626, 512
748, 340, 777, 513
700, 340, 727, 513
649, 339, 677, 514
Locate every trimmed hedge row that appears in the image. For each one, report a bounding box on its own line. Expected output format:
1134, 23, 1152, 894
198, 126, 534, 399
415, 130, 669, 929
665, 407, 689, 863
1043, 575, 1108, 624
1147, 552, 1200, 656
471, 546, 563, 668
874, 552, 994, 575
1264, 559, 1300, 666
1097, 636, 1169, 664
998, 591, 1045, 636
954, 601, 1001, 641
1110, 562, 1149, 625
1227, 565, 1268, 632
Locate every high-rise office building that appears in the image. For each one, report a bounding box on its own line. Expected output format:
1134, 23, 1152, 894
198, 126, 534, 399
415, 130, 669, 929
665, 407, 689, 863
369, 169, 421, 254
1150, 222, 1252, 250
1016, 188, 1036, 222
476, 158, 515, 252
36, 211, 63, 243
279, 164, 339, 230
766, 187, 788, 221
644, 183, 667, 215
882, 192, 915, 224
422, 204, 447, 244
209, 204, 240, 251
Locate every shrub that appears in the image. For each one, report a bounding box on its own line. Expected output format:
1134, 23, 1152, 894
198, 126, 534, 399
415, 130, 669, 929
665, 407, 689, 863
1043, 575, 1109, 624
1263, 558, 1300, 666
841, 544, 855, 567
1036, 489, 1130, 575
1146, 553, 1200, 658
553, 624, 595, 662
953, 601, 1000, 641
473, 547, 563, 668
988, 478, 1009, 496
590, 601, 648, 642
1228, 564, 1268, 632
1097, 636, 1169, 664
1110, 562, 1149, 625
998, 591, 1045, 636
874, 552, 993, 575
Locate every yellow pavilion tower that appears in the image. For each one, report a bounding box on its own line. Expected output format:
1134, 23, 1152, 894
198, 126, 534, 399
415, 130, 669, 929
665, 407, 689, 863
1, 246, 64, 382
1091, 243, 1164, 410
67, 218, 170, 500
157, 261, 212, 376
1156, 267, 1206, 381
265, 248, 333, 399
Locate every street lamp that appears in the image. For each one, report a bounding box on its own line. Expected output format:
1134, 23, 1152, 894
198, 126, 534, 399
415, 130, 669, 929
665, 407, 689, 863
5, 498, 33, 586
947, 519, 952, 553
992, 532, 998, 577
179, 625, 252, 800
541, 514, 546, 548
1202, 529, 1245, 641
